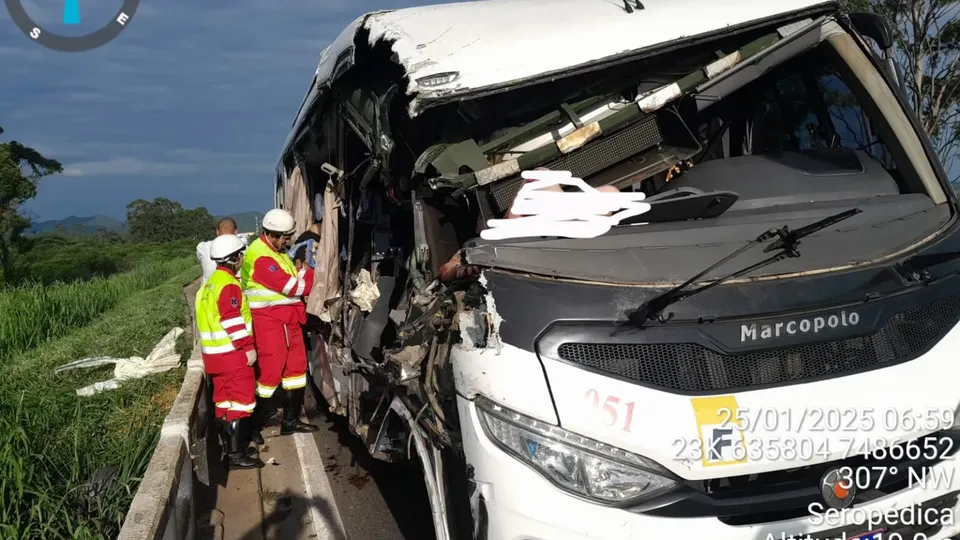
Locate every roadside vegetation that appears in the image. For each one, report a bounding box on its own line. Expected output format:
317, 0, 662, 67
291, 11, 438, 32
0, 264, 199, 539
0, 257, 195, 364
0, 231, 204, 538
0, 127, 219, 538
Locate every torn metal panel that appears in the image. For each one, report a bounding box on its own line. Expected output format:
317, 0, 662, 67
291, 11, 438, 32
455, 273, 503, 353
385, 344, 428, 382
324, 346, 354, 416
356, 0, 836, 115
456, 311, 487, 351
452, 347, 559, 425
280, 15, 367, 157
389, 398, 453, 540
315, 15, 368, 85
285, 0, 838, 157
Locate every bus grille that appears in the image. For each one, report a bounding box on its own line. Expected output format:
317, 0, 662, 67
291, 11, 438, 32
556, 293, 960, 393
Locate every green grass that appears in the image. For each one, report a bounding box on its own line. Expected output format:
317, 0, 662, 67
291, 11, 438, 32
0, 265, 200, 539
0, 257, 195, 365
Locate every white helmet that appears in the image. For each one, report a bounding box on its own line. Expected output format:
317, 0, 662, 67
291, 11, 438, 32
262, 208, 296, 234
210, 234, 246, 262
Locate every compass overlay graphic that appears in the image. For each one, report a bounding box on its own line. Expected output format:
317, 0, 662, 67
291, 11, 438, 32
4, 0, 140, 52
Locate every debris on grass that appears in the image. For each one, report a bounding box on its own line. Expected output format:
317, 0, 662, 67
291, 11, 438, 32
54, 327, 185, 396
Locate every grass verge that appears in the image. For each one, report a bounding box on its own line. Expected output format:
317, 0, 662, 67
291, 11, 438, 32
0, 265, 200, 540
0, 257, 195, 364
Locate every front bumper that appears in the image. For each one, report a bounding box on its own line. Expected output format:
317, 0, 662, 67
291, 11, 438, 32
458, 396, 960, 540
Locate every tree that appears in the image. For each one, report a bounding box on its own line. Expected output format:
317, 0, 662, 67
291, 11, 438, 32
93, 228, 124, 244
845, 0, 960, 181
0, 125, 63, 283
126, 197, 217, 243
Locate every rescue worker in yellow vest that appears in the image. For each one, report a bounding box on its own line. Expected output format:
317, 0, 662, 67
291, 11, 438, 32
242, 209, 319, 444
196, 234, 265, 470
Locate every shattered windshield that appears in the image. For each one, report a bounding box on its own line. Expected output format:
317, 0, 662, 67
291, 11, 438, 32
415, 17, 914, 244
282, 13, 946, 286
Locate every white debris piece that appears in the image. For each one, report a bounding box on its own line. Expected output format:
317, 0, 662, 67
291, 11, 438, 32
349, 269, 380, 312
55, 328, 185, 397
484, 290, 504, 353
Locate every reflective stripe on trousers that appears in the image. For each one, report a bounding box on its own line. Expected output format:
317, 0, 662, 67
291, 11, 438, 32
214, 400, 256, 412
256, 382, 278, 398
281, 374, 307, 389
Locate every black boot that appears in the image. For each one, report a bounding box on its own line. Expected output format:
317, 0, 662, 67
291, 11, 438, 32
250, 396, 276, 445
224, 419, 264, 470
215, 419, 255, 455
280, 388, 319, 435
250, 410, 264, 445
236, 416, 259, 456
250, 396, 272, 445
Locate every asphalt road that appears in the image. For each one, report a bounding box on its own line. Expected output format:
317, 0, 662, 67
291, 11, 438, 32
306, 388, 438, 540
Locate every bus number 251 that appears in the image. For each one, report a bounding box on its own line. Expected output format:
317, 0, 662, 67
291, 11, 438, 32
584, 389, 635, 433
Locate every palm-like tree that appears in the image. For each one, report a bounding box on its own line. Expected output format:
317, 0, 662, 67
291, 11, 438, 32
63, 0, 80, 24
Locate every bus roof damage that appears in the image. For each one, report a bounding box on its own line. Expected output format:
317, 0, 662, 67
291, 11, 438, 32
354, 0, 835, 110
283, 0, 839, 154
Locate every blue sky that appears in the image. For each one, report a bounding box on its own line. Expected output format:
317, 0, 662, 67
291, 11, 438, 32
1, 0, 443, 221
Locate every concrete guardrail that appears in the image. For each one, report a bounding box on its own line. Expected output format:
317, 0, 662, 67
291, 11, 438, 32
117, 278, 212, 540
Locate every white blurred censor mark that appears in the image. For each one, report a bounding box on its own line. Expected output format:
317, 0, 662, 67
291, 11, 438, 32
479, 169, 652, 240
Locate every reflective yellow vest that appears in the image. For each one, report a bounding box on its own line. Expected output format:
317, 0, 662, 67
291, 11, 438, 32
196, 269, 252, 355
240, 237, 302, 309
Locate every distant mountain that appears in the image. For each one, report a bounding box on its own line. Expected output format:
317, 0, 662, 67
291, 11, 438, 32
223, 211, 262, 234
28, 215, 126, 235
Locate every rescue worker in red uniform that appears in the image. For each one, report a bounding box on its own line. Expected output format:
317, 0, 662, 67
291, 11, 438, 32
242, 209, 320, 443
195, 234, 264, 470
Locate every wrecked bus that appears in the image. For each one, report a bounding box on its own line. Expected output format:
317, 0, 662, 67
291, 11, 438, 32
275, 0, 960, 538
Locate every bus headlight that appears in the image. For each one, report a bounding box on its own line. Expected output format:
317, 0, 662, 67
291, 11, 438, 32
474, 396, 679, 504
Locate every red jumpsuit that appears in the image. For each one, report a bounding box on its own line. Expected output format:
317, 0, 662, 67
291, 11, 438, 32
204, 268, 257, 422
249, 241, 315, 399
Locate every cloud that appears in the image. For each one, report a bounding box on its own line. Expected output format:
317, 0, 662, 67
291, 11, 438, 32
62, 157, 183, 176
62, 147, 274, 177
2, 0, 458, 220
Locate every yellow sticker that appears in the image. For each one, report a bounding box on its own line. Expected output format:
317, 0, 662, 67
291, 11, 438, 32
690, 395, 748, 467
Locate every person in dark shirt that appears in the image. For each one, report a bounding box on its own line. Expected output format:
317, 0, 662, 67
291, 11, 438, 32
288, 222, 324, 340
290, 222, 322, 268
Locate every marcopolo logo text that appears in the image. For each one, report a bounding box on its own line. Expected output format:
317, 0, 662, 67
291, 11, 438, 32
740, 311, 860, 343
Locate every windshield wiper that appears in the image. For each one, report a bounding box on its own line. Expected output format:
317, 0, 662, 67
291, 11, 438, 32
625, 208, 862, 328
